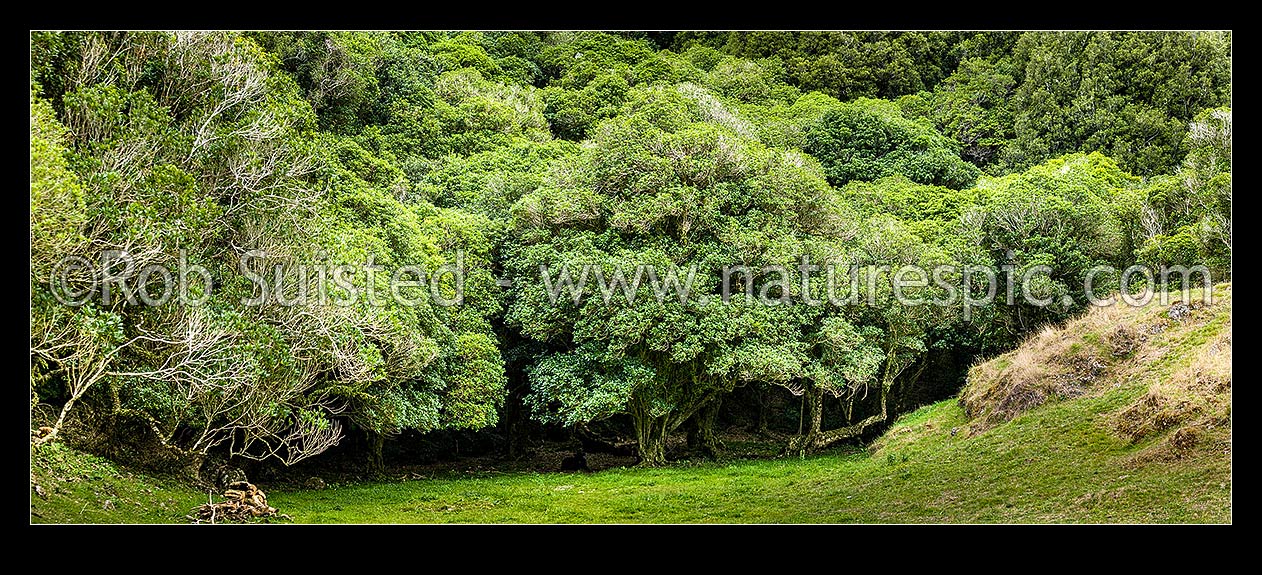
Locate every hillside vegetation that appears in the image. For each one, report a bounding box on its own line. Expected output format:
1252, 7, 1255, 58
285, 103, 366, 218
33, 284, 1231, 523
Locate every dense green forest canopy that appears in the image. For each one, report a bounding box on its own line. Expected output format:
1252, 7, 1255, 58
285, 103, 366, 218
30, 31, 1231, 469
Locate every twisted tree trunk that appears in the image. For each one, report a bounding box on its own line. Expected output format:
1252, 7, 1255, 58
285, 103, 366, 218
633, 414, 668, 466
630, 389, 720, 466
686, 397, 723, 459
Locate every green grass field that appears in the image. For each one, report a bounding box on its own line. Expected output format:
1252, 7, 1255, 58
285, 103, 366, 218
31, 286, 1232, 524
32, 391, 1231, 524
268, 395, 1228, 523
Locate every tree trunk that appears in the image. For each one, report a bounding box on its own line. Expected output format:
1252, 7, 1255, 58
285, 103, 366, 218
630, 388, 722, 466
797, 393, 805, 435
36, 394, 80, 445
793, 412, 886, 451
503, 380, 529, 459
500, 335, 534, 459
686, 397, 723, 459
633, 413, 667, 466
806, 386, 823, 438
752, 387, 769, 435
366, 431, 385, 476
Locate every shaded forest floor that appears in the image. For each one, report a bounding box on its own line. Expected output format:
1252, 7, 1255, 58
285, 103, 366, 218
270, 427, 794, 486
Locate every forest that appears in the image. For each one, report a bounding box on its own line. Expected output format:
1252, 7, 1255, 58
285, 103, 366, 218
29, 31, 1232, 524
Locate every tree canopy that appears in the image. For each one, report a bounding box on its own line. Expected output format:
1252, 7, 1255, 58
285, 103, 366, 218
30, 31, 1232, 473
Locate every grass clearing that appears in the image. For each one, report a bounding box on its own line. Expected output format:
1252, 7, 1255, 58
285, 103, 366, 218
33, 389, 1230, 523
32, 285, 1232, 524
266, 385, 1228, 523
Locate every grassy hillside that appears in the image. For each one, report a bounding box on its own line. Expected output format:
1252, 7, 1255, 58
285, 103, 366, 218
32, 285, 1231, 524
961, 283, 1231, 456
30, 443, 206, 524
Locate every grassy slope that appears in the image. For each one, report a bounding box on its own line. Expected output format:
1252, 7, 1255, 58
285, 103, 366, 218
32, 286, 1231, 524
268, 399, 1226, 523
30, 443, 206, 524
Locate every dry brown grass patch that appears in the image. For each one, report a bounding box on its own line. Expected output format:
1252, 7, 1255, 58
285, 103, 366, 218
1113, 326, 1230, 445
960, 284, 1230, 437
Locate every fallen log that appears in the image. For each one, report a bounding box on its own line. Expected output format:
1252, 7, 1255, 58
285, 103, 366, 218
576, 424, 638, 456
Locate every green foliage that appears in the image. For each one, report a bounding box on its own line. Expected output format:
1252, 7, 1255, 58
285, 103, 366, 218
317, 134, 507, 435
737, 91, 843, 149
506, 90, 850, 460
1003, 32, 1231, 176
542, 73, 630, 140
430, 68, 551, 148
413, 138, 580, 215
840, 176, 980, 247
688, 32, 971, 101
477, 32, 547, 85
29, 31, 508, 466
914, 57, 1017, 169
533, 33, 711, 141
431, 33, 504, 80
1136, 226, 1202, 271
537, 32, 657, 89
704, 56, 798, 105
805, 98, 981, 189
346, 65, 552, 163
245, 32, 440, 134
29, 30, 1233, 476
30, 89, 87, 280
967, 153, 1141, 336
525, 348, 652, 426
1132, 107, 1231, 280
